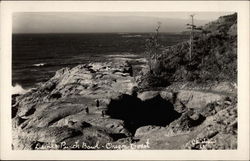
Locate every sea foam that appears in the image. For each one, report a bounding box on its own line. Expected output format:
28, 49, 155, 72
12, 84, 28, 95
33, 63, 46, 67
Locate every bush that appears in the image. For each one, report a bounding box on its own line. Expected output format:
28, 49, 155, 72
139, 71, 171, 88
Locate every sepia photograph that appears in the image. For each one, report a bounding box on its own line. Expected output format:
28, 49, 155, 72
11, 11, 238, 150
0, 1, 249, 160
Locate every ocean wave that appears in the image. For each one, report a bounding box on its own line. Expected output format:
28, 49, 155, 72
121, 34, 142, 38
12, 84, 28, 95
106, 53, 138, 58
111, 57, 147, 63
33, 63, 46, 67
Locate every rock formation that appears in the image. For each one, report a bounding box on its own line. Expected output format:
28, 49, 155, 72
12, 60, 237, 150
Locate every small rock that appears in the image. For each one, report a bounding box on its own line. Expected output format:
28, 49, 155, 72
224, 101, 231, 105
137, 91, 160, 101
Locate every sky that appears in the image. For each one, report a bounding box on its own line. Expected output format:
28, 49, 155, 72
13, 12, 233, 33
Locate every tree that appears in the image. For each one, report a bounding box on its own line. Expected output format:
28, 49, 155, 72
145, 21, 162, 73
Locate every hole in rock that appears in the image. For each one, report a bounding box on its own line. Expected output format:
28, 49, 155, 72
12, 106, 18, 118
24, 105, 36, 116
50, 93, 62, 99
106, 94, 181, 135
109, 133, 129, 141
188, 114, 206, 127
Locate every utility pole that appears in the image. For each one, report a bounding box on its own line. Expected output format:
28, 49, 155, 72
186, 14, 195, 61
190, 14, 194, 61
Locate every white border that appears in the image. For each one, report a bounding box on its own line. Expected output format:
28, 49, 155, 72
0, 1, 249, 160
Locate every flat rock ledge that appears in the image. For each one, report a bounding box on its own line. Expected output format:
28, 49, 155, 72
12, 61, 237, 150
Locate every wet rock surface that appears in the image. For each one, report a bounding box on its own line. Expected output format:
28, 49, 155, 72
12, 61, 237, 150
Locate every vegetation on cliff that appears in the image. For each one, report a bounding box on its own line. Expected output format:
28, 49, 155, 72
140, 13, 237, 88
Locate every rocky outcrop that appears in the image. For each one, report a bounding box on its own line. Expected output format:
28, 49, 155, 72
14, 61, 136, 117
12, 61, 137, 150
132, 93, 237, 150
183, 100, 237, 150
175, 90, 226, 109
12, 60, 237, 150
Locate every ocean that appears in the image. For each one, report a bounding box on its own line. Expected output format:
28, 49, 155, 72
12, 33, 188, 92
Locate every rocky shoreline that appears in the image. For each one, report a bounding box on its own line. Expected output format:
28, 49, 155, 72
12, 60, 237, 150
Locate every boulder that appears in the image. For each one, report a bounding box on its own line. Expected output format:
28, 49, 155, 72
176, 90, 225, 109
211, 81, 237, 93
160, 91, 174, 101
134, 125, 165, 137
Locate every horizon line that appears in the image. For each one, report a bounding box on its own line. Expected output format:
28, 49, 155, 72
12, 31, 186, 34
